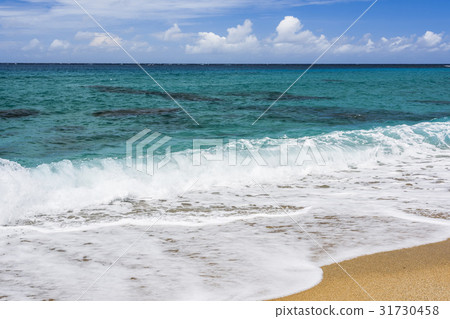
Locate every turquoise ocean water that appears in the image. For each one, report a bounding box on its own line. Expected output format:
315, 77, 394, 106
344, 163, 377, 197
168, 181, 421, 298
1, 64, 449, 165
0, 64, 449, 300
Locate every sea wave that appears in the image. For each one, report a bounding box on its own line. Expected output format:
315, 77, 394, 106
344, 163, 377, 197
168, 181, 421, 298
1, 120, 449, 225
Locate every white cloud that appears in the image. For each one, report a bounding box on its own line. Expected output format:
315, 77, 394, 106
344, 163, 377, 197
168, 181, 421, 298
22, 38, 43, 51
75, 31, 152, 52
128, 40, 153, 52
186, 19, 259, 54
0, 0, 279, 35
185, 16, 450, 58
384, 36, 414, 52
417, 31, 442, 47
49, 39, 70, 50
227, 19, 253, 43
274, 16, 304, 42
337, 31, 448, 55
332, 31, 449, 55
270, 16, 449, 55
271, 16, 329, 53
75, 31, 122, 49
0, 0, 361, 31
158, 24, 191, 41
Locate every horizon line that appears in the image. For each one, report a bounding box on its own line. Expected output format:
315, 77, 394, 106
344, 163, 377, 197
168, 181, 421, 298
1, 63, 449, 66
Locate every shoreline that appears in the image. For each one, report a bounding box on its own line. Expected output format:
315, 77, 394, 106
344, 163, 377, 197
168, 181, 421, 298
272, 239, 450, 301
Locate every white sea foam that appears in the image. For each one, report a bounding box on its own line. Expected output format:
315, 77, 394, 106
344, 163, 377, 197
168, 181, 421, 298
0, 121, 449, 300
1, 120, 449, 225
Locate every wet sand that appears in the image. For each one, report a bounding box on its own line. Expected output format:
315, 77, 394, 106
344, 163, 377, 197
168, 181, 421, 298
273, 239, 450, 301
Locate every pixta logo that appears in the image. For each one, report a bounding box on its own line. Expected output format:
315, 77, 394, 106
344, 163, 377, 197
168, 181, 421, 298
127, 129, 327, 176
126, 129, 172, 175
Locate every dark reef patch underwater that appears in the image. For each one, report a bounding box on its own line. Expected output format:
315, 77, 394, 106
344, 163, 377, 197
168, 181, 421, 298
92, 108, 180, 117
86, 85, 221, 102
0, 109, 39, 119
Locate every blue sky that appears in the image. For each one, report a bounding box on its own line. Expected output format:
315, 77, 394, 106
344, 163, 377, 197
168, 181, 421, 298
0, 0, 449, 63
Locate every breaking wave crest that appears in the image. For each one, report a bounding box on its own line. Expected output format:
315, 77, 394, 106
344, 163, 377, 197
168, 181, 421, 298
1, 120, 449, 224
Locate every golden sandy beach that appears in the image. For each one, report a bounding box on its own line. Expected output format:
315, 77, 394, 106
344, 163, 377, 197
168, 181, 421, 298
273, 239, 450, 301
